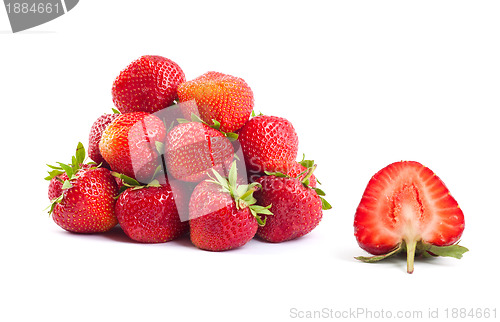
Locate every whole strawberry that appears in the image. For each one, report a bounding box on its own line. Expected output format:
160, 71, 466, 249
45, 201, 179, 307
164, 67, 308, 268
114, 175, 188, 243
46, 143, 118, 233
237, 115, 299, 174
189, 162, 272, 251
112, 55, 185, 114
354, 161, 468, 273
88, 113, 119, 167
254, 164, 330, 243
177, 71, 254, 133
165, 122, 234, 182
99, 112, 166, 183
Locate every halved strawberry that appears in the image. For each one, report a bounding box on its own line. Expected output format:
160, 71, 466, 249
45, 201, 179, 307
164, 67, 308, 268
354, 161, 468, 273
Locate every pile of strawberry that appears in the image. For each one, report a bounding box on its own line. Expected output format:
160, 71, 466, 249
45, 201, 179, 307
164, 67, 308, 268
45, 55, 331, 251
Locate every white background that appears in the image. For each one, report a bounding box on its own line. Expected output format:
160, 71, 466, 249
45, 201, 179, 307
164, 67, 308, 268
1, 1, 499, 321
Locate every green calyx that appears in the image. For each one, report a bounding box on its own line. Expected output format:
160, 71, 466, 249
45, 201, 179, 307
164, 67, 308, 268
298, 154, 321, 184
177, 112, 239, 141
264, 156, 332, 211
111, 172, 161, 196
45, 142, 86, 182
45, 142, 98, 214
207, 161, 273, 226
355, 240, 469, 274
251, 110, 263, 117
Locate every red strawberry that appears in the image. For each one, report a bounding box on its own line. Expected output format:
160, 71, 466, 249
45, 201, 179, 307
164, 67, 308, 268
253, 159, 318, 188
112, 55, 186, 114
47, 164, 92, 200
283, 161, 318, 188
354, 161, 468, 273
46, 143, 118, 233
237, 115, 299, 174
99, 112, 166, 183
177, 71, 254, 133
254, 165, 328, 243
48, 173, 67, 201
164, 122, 234, 182
189, 162, 272, 251
114, 178, 188, 243
88, 113, 119, 167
